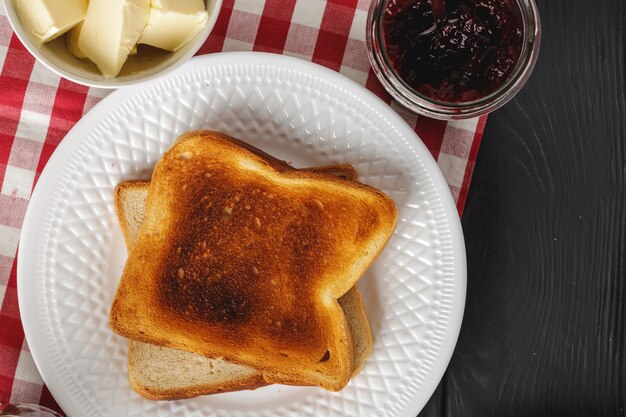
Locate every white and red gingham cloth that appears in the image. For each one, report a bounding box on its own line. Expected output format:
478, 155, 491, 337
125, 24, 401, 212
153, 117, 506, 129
0, 0, 486, 414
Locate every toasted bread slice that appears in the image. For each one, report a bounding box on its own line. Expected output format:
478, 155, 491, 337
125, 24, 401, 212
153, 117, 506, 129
110, 131, 396, 391
116, 166, 372, 399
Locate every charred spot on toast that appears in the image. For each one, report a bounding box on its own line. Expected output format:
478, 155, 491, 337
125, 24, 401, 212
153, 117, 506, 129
162, 262, 257, 324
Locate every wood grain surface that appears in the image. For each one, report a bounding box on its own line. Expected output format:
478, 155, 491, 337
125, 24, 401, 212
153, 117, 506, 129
419, 0, 626, 416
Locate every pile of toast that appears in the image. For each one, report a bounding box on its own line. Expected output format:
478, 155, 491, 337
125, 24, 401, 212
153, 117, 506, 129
109, 131, 397, 399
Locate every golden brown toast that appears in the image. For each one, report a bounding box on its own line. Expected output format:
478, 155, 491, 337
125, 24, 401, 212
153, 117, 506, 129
116, 165, 372, 399
110, 131, 397, 391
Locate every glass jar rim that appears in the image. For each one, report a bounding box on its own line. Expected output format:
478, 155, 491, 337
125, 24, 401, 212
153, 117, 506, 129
366, 0, 542, 120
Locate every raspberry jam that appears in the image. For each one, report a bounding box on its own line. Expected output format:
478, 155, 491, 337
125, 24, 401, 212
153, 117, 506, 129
382, 0, 524, 103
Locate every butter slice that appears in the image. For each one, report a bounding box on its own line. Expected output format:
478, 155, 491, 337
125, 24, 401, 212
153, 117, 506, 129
14, 0, 87, 47
138, 0, 208, 52
66, 22, 86, 59
68, 21, 137, 60
78, 0, 150, 78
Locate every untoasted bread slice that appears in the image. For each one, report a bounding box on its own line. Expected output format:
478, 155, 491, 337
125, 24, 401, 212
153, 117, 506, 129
128, 342, 265, 400
110, 131, 396, 391
117, 167, 372, 399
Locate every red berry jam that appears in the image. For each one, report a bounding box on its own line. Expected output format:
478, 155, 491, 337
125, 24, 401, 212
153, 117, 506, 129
382, 0, 524, 103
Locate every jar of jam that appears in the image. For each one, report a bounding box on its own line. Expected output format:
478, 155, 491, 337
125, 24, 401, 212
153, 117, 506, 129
367, 0, 541, 119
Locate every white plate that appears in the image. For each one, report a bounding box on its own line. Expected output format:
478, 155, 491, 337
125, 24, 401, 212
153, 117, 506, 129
18, 52, 466, 417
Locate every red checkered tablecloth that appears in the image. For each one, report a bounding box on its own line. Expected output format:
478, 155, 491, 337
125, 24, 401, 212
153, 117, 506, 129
0, 0, 485, 414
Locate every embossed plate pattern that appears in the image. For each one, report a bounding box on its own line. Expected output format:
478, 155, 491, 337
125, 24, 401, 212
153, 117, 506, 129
18, 52, 466, 417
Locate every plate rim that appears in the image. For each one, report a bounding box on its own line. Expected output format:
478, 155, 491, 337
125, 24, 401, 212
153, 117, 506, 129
17, 51, 466, 417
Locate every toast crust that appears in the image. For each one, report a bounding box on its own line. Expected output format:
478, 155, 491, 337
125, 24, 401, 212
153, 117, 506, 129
110, 131, 395, 391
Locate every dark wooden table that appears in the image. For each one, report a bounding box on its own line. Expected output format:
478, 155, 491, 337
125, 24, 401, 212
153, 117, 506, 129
419, 1, 626, 416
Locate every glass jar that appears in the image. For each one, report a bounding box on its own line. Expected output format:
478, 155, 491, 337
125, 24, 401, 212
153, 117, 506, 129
0, 404, 63, 417
366, 0, 541, 120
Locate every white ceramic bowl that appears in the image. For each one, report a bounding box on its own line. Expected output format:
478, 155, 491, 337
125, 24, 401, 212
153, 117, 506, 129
2, 0, 222, 88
